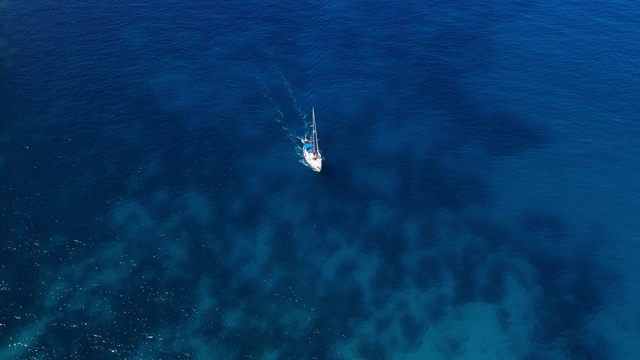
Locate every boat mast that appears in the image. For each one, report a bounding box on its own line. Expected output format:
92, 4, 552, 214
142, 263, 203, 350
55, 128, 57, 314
312, 107, 319, 154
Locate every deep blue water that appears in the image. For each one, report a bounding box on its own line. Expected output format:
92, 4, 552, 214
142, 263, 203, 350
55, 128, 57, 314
2, 1, 640, 359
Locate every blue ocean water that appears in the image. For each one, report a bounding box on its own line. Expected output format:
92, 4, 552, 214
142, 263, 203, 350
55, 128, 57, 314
2, 0, 640, 359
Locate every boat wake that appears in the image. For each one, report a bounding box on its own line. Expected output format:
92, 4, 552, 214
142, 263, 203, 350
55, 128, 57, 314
256, 66, 315, 167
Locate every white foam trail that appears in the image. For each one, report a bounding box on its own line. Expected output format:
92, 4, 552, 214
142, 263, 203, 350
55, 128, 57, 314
276, 65, 306, 121
255, 74, 303, 145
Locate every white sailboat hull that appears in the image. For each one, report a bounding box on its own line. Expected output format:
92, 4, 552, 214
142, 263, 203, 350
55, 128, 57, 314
301, 107, 322, 172
303, 150, 322, 172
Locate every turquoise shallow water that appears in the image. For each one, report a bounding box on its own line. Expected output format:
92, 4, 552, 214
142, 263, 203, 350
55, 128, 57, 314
1, 1, 640, 359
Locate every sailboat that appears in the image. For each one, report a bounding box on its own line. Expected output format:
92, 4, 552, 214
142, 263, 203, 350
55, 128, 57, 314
301, 107, 323, 172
